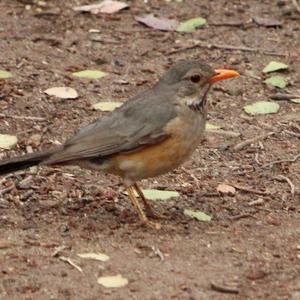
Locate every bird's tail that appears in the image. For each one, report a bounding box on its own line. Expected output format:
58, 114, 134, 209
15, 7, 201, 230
0, 148, 58, 176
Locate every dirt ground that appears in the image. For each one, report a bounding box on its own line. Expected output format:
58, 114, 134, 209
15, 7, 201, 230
0, 0, 300, 299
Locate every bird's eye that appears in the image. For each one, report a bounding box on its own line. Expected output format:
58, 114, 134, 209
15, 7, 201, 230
190, 74, 201, 83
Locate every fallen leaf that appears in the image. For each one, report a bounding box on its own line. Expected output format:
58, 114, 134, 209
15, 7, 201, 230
205, 123, 221, 130
142, 189, 179, 201
243, 101, 280, 115
184, 209, 212, 222
92, 102, 122, 111
264, 76, 288, 89
0, 70, 13, 79
74, 1, 129, 14
0, 134, 18, 149
97, 275, 128, 288
44, 87, 79, 99
290, 98, 300, 104
135, 14, 179, 31
124, 189, 179, 201
176, 17, 207, 32
77, 252, 110, 262
217, 183, 236, 196
72, 70, 107, 79
262, 61, 288, 73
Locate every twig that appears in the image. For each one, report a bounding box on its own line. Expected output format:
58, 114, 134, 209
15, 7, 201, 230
209, 21, 251, 27
262, 154, 300, 168
59, 256, 83, 273
229, 213, 257, 220
232, 184, 269, 196
211, 281, 239, 294
284, 130, 300, 138
151, 246, 165, 261
168, 41, 286, 57
233, 132, 275, 151
0, 113, 46, 122
270, 93, 300, 101
274, 175, 295, 196
292, 0, 300, 13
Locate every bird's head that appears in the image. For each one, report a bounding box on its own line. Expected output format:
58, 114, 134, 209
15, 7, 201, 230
159, 60, 240, 111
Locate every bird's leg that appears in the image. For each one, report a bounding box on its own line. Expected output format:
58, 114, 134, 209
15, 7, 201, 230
133, 183, 166, 220
126, 186, 161, 230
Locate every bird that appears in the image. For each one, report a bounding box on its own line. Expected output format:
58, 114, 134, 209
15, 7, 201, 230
0, 60, 239, 229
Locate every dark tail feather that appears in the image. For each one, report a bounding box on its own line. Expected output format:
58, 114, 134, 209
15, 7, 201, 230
0, 149, 58, 176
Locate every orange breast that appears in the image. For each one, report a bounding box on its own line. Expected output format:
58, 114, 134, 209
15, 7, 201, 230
103, 114, 205, 180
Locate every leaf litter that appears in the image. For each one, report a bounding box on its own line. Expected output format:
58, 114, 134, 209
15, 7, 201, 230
74, 1, 129, 14
72, 70, 107, 79
262, 61, 288, 73
77, 252, 110, 262
135, 14, 179, 31
243, 101, 280, 115
264, 76, 288, 89
0, 70, 13, 79
97, 275, 128, 288
44, 87, 79, 99
92, 102, 123, 111
125, 189, 179, 201
0, 134, 18, 149
184, 209, 212, 222
176, 17, 207, 32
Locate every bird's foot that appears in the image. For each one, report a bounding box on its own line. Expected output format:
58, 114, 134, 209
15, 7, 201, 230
144, 207, 169, 220
142, 219, 162, 230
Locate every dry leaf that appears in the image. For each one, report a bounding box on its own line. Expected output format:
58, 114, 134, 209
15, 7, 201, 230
184, 209, 212, 222
244, 101, 280, 115
92, 102, 122, 111
97, 275, 128, 288
217, 183, 236, 196
44, 87, 79, 99
77, 252, 110, 262
0, 134, 18, 149
135, 14, 179, 31
72, 70, 107, 79
74, 1, 128, 14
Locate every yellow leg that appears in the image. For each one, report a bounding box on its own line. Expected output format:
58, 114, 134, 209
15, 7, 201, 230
133, 183, 167, 220
126, 186, 161, 230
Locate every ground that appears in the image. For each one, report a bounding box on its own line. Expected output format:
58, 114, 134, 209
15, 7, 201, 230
0, 0, 300, 299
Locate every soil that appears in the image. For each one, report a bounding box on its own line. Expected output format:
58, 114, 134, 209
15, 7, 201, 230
0, 1, 300, 299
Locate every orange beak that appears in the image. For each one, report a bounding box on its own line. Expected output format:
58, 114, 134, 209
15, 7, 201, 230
209, 69, 240, 83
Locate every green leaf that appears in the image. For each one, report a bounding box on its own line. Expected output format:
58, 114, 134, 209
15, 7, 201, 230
262, 61, 288, 73
291, 98, 300, 104
143, 189, 179, 201
176, 17, 207, 32
264, 76, 288, 89
77, 252, 110, 262
0, 70, 13, 79
0, 134, 18, 149
244, 101, 280, 115
184, 209, 212, 222
72, 70, 107, 79
205, 122, 220, 130
92, 102, 122, 111
97, 275, 128, 288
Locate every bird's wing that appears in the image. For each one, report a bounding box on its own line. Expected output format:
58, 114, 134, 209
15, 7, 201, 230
45, 87, 177, 164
